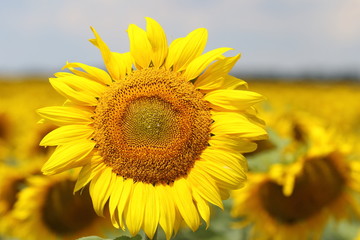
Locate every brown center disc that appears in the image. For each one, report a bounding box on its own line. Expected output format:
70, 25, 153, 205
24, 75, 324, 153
42, 180, 97, 236
94, 68, 212, 185
259, 152, 346, 224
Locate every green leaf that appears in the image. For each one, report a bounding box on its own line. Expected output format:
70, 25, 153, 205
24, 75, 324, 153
114, 235, 142, 240
77, 237, 112, 240
77, 235, 142, 240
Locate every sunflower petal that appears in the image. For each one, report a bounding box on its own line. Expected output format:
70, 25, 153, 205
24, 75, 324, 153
90, 27, 120, 80
188, 167, 223, 209
109, 177, 125, 229
126, 182, 146, 236
63, 62, 112, 85
143, 184, 160, 239
74, 156, 107, 192
146, 17, 168, 68
49, 78, 98, 106
194, 54, 240, 90
117, 179, 133, 230
37, 106, 93, 126
90, 167, 115, 216
157, 185, 175, 240
201, 147, 247, 174
211, 111, 267, 138
54, 74, 107, 97
183, 47, 232, 81
196, 160, 246, 190
192, 191, 210, 228
111, 52, 133, 80
40, 124, 94, 146
41, 140, 95, 175
204, 89, 264, 111
171, 178, 200, 231
209, 135, 258, 153
166, 28, 208, 72
128, 24, 152, 69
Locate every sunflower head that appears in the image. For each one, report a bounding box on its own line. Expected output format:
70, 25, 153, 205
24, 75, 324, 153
231, 114, 360, 240
37, 17, 266, 239
11, 173, 110, 240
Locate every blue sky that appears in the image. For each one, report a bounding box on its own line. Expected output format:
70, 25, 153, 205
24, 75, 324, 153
1, 0, 359, 76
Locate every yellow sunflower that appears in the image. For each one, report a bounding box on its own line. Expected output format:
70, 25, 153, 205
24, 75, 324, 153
37, 17, 267, 239
0, 163, 41, 237
12, 172, 111, 240
231, 121, 360, 240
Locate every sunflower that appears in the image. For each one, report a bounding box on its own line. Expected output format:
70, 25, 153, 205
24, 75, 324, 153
37, 17, 267, 239
231, 118, 360, 240
0, 163, 41, 237
12, 172, 111, 240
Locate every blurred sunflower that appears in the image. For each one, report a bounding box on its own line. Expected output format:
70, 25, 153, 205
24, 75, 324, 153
37, 17, 267, 239
231, 114, 360, 240
16, 122, 57, 161
12, 172, 110, 240
0, 112, 12, 160
0, 163, 40, 237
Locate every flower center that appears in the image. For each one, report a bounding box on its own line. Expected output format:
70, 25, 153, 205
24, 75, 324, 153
1, 178, 25, 214
122, 97, 178, 148
259, 152, 346, 224
94, 68, 212, 185
41, 180, 97, 236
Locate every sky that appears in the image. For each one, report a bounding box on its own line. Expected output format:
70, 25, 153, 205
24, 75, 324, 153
1, 0, 360, 77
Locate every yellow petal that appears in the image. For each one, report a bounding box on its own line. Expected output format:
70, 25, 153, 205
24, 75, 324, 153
209, 135, 258, 153
211, 111, 267, 138
109, 177, 125, 229
125, 182, 146, 236
111, 52, 133, 80
157, 185, 175, 240
171, 178, 200, 231
74, 156, 107, 192
42, 140, 95, 175
117, 179, 133, 230
49, 78, 98, 106
166, 28, 208, 72
192, 191, 210, 228
40, 124, 93, 146
196, 160, 245, 190
173, 208, 182, 235
183, 47, 232, 81
201, 147, 247, 175
54, 74, 107, 97
90, 27, 120, 80
146, 17, 168, 68
63, 62, 112, 85
143, 184, 160, 239
128, 24, 152, 69
54, 72, 73, 78
188, 167, 223, 209
37, 106, 93, 126
204, 89, 265, 111
90, 167, 115, 216
164, 38, 183, 70
194, 54, 240, 90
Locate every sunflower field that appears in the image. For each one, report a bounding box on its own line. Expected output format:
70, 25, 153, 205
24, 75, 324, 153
1, 77, 359, 240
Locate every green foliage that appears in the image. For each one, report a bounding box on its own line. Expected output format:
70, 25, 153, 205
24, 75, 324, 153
78, 235, 142, 240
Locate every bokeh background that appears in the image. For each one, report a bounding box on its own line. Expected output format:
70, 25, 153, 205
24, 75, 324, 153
1, 0, 360, 240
